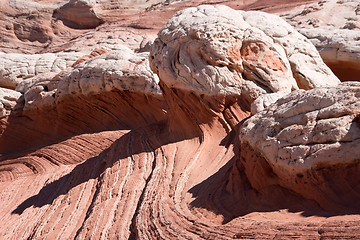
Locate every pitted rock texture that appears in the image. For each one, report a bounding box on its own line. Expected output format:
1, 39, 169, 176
281, 0, 360, 81
56, 46, 162, 97
150, 5, 339, 113
0, 52, 83, 90
0, 3, 359, 240
239, 82, 360, 209
23, 46, 161, 111
0, 88, 21, 118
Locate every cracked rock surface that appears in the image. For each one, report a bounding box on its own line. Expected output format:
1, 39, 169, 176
281, 0, 360, 81
0, 3, 360, 240
0, 52, 83, 90
150, 5, 339, 113
239, 82, 360, 209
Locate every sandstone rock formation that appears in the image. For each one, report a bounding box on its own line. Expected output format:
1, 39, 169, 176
53, 0, 104, 29
151, 5, 339, 113
23, 45, 162, 111
0, 52, 83, 90
0, 88, 21, 118
0, 0, 319, 54
281, 0, 360, 81
0, 2, 359, 240
239, 82, 360, 210
0, 45, 166, 154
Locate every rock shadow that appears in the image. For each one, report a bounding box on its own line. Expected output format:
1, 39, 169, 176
188, 129, 360, 223
11, 120, 195, 215
0, 90, 167, 156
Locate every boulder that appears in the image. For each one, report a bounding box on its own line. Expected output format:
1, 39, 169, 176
240, 82, 360, 209
150, 5, 339, 114
53, 0, 104, 29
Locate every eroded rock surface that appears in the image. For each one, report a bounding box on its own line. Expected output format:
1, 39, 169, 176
23, 45, 161, 110
0, 88, 21, 118
0, 52, 83, 90
240, 82, 360, 209
151, 5, 339, 113
53, 0, 104, 29
0, 45, 165, 154
282, 0, 360, 81
0, 3, 359, 240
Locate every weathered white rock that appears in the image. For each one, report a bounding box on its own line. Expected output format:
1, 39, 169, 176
0, 52, 83, 90
0, 88, 21, 118
24, 46, 161, 110
240, 82, 360, 182
242, 10, 340, 90
281, 0, 360, 74
150, 5, 340, 112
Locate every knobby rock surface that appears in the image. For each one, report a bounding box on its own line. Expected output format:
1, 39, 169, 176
0, 3, 359, 240
239, 82, 360, 210
282, 0, 360, 81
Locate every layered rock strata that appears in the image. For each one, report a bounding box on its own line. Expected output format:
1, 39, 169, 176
0, 4, 359, 240
0, 45, 165, 154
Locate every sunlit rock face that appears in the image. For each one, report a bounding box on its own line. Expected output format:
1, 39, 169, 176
0, 45, 166, 154
281, 0, 360, 82
0, 52, 83, 90
0, 3, 359, 240
150, 5, 339, 114
239, 82, 360, 210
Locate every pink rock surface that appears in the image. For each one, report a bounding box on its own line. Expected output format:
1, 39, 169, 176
0, 1, 359, 240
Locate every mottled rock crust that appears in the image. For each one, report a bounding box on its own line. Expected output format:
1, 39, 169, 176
240, 82, 360, 209
150, 5, 339, 114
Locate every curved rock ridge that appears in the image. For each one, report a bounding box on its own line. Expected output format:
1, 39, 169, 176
1, 4, 360, 240
0, 130, 123, 182
23, 45, 161, 111
0, 46, 166, 154
150, 4, 339, 108
281, 0, 360, 81
239, 82, 360, 209
0, 51, 83, 90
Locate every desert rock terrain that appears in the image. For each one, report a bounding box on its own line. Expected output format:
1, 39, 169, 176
0, 0, 359, 239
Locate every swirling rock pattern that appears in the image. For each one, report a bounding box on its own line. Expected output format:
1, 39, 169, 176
0, 4, 359, 240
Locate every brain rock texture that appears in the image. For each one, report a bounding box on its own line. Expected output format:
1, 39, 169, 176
150, 5, 339, 112
240, 82, 360, 210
